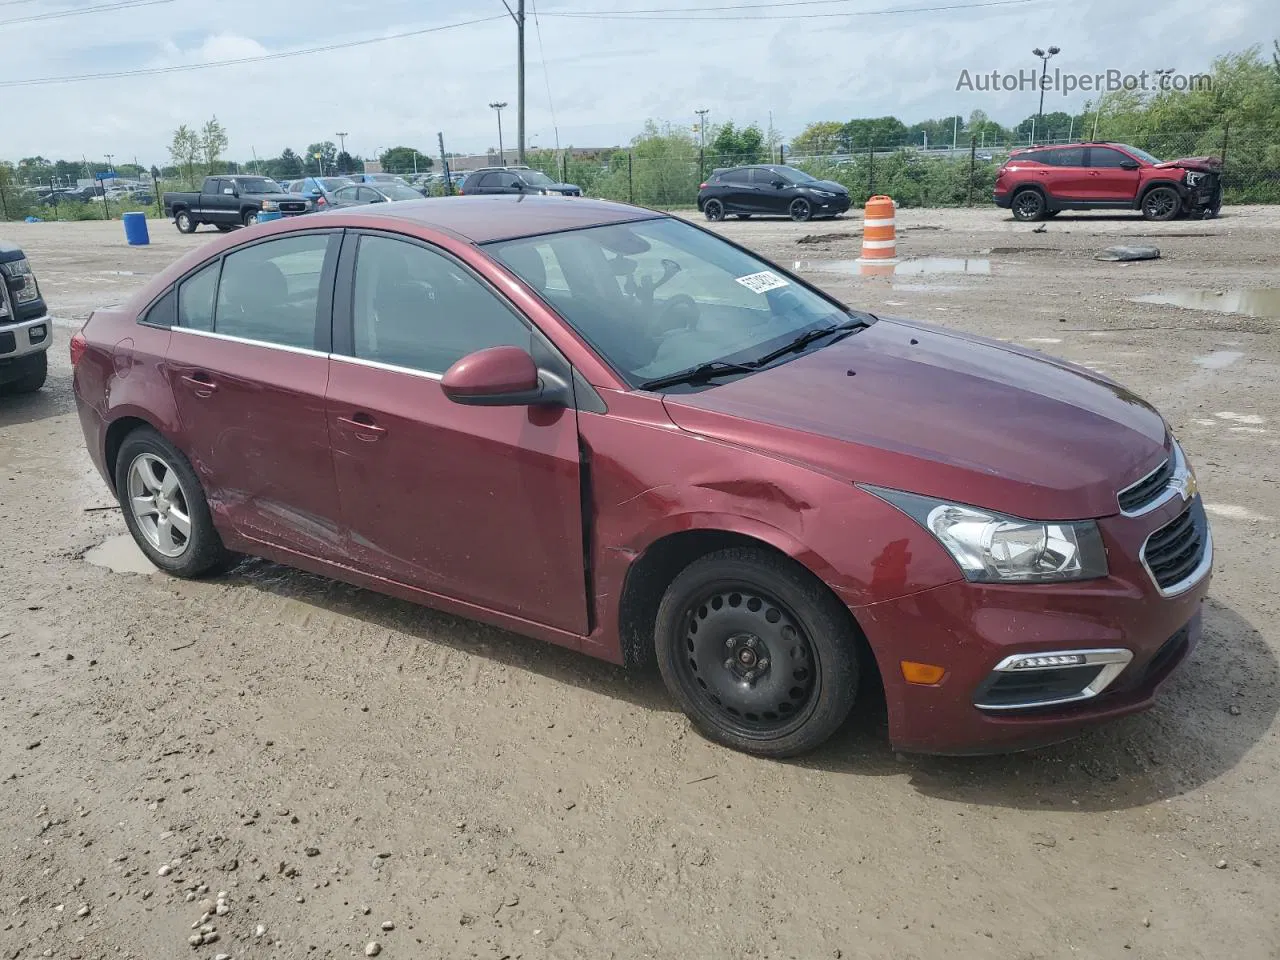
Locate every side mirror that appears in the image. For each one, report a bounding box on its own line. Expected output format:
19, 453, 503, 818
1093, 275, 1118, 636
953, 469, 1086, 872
772, 179, 786, 188
442, 346, 553, 407
1119, 159, 1140, 170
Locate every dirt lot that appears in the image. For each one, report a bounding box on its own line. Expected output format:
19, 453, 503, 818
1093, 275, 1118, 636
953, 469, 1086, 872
2, 207, 1278, 960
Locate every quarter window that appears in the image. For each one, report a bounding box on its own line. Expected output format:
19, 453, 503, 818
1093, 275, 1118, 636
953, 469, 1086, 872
214, 234, 330, 349
177, 261, 218, 331
351, 235, 529, 375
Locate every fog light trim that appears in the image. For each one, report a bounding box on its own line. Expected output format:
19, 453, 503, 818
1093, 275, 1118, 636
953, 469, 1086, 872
974, 648, 1133, 711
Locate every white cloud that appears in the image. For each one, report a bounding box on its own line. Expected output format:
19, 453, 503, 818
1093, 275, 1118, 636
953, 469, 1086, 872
3, 0, 1274, 163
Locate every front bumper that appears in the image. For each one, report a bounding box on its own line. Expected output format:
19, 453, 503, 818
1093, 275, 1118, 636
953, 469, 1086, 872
0, 315, 51, 361
853, 494, 1212, 754
812, 195, 851, 214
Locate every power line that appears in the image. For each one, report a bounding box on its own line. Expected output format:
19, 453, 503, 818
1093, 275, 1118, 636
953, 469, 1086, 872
0, 15, 507, 88
0, 0, 172, 27
539, 0, 1038, 19
530, 0, 561, 152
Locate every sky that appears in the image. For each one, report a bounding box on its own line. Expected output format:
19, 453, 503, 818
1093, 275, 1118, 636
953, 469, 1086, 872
1, 0, 1272, 165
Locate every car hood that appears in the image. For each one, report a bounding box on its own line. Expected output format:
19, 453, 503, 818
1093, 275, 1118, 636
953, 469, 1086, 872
805, 179, 848, 194
256, 192, 306, 202
1154, 156, 1222, 173
544, 183, 581, 193
660, 317, 1170, 521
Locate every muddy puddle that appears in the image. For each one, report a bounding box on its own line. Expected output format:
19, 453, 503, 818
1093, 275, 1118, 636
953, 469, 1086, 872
1132, 288, 1280, 320
82, 535, 157, 575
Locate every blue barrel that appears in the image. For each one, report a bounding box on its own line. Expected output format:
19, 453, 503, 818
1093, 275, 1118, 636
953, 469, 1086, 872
122, 212, 150, 246
258, 210, 283, 223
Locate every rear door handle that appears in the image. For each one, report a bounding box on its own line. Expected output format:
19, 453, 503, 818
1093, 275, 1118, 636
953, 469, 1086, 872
180, 373, 217, 396
338, 414, 387, 441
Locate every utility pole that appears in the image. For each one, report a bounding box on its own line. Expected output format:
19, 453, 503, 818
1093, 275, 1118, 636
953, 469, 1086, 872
490, 102, 508, 165
438, 132, 452, 195
695, 108, 709, 179
499, 0, 527, 163
335, 132, 348, 171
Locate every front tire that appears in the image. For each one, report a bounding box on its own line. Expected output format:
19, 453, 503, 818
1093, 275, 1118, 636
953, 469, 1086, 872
114, 428, 233, 578
789, 197, 813, 222
174, 210, 196, 233
1011, 188, 1046, 221
703, 199, 725, 222
242, 210, 259, 227
216, 224, 234, 232
654, 547, 861, 757
1141, 186, 1181, 221
0, 352, 47, 394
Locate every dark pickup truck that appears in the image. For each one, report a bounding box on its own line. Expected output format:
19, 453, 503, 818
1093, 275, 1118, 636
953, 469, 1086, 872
162, 176, 310, 233
0, 240, 51, 394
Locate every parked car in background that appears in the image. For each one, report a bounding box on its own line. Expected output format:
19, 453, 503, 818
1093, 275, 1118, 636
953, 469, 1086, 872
163, 176, 309, 233
459, 167, 581, 197
327, 182, 426, 207
290, 176, 356, 208
278, 180, 295, 194
994, 142, 1224, 221
0, 240, 51, 394
698, 165, 852, 222
348, 173, 414, 189
71, 196, 1210, 759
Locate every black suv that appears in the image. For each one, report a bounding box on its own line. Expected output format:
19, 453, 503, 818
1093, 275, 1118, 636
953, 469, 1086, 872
459, 166, 581, 197
698, 165, 851, 222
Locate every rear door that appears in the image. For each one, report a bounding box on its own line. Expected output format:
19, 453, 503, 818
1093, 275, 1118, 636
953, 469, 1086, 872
1086, 146, 1143, 202
717, 169, 752, 211
324, 231, 588, 634
1039, 146, 1090, 200
164, 230, 346, 558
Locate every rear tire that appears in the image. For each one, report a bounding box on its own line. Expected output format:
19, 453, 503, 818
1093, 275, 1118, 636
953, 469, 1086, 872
1141, 186, 1181, 221
1010, 188, 1046, 221
174, 210, 196, 233
114, 427, 234, 578
703, 199, 725, 222
0, 352, 47, 394
654, 547, 861, 757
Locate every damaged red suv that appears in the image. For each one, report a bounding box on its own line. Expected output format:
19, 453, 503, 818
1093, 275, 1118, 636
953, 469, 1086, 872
71, 197, 1212, 757
995, 141, 1223, 221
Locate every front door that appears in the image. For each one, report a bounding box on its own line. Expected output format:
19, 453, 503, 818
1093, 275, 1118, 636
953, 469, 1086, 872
325, 231, 588, 634
164, 231, 345, 558
749, 168, 787, 214
1086, 146, 1144, 202
1041, 146, 1093, 200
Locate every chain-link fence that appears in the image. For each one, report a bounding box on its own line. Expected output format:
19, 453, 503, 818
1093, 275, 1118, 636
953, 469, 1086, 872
3, 126, 1276, 221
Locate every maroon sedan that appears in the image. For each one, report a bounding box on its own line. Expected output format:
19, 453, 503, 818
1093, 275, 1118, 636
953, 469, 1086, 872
71, 197, 1211, 756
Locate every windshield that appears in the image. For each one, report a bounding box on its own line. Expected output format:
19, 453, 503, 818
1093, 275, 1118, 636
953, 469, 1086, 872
487, 217, 865, 389
774, 166, 816, 183
381, 183, 423, 201
1116, 144, 1163, 165
319, 177, 353, 190
520, 170, 556, 186
238, 178, 282, 194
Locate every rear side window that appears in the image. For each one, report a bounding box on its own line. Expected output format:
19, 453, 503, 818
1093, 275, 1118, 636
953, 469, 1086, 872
177, 261, 218, 331
214, 234, 331, 349
1040, 147, 1085, 167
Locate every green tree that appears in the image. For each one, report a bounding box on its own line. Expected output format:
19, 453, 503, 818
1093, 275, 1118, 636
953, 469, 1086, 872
200, 116, 229, 175
790, 121, 846, 156
275, 148, 304, 178
304, 141, 338, 175
378, 146, 433, 174
335, 151, 356, 174
169, 124, 202, 187
845, 116, 909, 149
710, 121, 764, 165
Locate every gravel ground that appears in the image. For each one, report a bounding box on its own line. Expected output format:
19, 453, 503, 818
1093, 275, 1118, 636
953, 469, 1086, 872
2, 207, 1278, 960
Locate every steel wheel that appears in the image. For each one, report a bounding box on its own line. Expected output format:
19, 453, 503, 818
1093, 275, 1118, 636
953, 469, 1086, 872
175, 210, 194, 233
1142, 186, 1180, 221
243, 210, 259, 227
675, 585, 819, 738
704, 199, 724, 222
126, 452, 192, 558
789, 198, 812, 222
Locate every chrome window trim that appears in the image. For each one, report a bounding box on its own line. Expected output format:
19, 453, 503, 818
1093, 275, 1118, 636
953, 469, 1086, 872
1142, 522, 1213, 598
974, 648, 1134, 711
170, 325, 329, 359
1118, 442, 1189, 517
329, 352, 444, 381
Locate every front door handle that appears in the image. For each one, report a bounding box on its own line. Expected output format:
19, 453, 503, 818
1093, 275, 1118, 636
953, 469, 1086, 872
180, 373, 217, 396
338, 414, 387, 441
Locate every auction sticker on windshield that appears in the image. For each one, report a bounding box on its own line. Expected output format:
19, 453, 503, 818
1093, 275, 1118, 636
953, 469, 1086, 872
735, 270, 790, 294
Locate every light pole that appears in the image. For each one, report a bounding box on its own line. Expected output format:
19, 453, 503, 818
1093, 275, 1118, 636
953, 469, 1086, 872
335, 132, 348, 170
1032, 46, 1060, 136
490, 101, 508, 165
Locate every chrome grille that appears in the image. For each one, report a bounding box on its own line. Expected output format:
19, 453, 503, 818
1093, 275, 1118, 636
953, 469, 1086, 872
1118, 456, 1175, 514
1142, 498, 1210, 594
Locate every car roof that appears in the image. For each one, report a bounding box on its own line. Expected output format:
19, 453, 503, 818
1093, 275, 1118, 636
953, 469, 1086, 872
335, 194, 662, 243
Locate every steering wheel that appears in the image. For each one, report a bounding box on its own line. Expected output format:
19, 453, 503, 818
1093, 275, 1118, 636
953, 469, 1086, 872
652, 293, 700, 337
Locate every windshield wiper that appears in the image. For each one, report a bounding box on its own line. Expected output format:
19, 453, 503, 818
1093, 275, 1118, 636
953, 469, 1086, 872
639, 359, 758, 391
748, 317, 868, 369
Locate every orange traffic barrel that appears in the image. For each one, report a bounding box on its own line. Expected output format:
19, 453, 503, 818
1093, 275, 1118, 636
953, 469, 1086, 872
859, 195, 897, 261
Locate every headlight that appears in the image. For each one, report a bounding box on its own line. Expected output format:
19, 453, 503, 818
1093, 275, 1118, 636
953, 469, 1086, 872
810, 189, 836, 197
865, 486, 1108, 583
261, 200, 279, 211
0, 258, 41, 304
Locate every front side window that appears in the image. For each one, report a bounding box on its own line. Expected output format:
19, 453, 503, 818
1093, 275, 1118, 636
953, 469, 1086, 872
1089, 147, 1133, 168
488, 217, 864, 387
333, 186, 359, 203
177, 261, 218, 331
351, 235, 529, 375
1114, 144, 1161, 165
214, 234, 331, 349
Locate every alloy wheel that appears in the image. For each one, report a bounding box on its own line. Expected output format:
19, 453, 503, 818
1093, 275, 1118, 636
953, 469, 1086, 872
704, 199, 724, 222
790, 198, 812, 222
1013, 191, 1043, 220
676, 586, 819, 737
126, 452, 192, 558
1143, 188, 1178, 220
